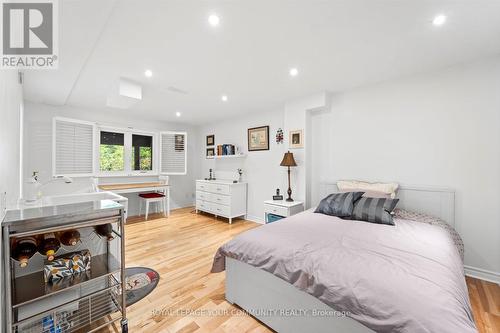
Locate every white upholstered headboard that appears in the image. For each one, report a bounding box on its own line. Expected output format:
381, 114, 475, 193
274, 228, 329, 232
319, 182, 455, 227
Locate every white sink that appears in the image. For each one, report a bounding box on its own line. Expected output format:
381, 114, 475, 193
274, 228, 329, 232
40, 192, 125, 206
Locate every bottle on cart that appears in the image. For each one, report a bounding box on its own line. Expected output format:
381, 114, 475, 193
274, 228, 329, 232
38, 233, 61, 261
94, 224, 114, 241
11, 236, 38, 268
58, 229, 81, 246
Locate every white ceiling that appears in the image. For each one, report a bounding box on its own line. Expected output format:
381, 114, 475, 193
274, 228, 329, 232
23, 0, 500, 125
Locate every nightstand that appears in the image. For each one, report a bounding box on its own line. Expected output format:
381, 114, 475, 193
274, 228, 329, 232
264, 200, 304, 223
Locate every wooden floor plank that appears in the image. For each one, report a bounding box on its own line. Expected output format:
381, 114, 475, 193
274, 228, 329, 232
98, 208, 499, 333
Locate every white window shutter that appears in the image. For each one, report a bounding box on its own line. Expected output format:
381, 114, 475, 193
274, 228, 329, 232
160, 131, 187, 175
53, 118, 95, 176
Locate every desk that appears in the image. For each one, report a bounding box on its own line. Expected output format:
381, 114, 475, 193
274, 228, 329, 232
98, 182, 170, 217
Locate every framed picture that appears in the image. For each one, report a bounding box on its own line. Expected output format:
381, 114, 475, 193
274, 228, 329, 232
206, 134, 215, 146
289, 130, 303, 149
206, 147, 215, 158
248, 126, 269, 151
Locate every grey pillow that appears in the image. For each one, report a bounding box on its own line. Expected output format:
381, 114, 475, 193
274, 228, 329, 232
351, 197, 399, 225
315, 192, 364, 218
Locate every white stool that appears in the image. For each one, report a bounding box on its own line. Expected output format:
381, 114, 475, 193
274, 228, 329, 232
139, 192, 166, 220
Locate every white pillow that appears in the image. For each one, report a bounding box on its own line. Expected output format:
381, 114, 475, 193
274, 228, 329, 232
337, 180, 399, 199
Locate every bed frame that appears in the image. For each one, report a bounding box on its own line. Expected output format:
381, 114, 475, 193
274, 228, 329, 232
225, 182, 455, 333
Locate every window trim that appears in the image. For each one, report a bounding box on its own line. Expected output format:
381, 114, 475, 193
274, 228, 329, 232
96, 125, 159, 177
52, 117, 96, 178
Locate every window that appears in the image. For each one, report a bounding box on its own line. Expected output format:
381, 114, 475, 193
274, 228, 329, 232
100, 131, 125, 172
53, 118, 95, 176
160, 132, 187, 175
97, 128, 157, 176
131, 134, 153, 171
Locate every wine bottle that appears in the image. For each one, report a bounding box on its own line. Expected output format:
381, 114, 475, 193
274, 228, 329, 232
11, 237, 38, 268
95, 224, 114, 241
38, 233, 60, 261
59, 229, 81, 246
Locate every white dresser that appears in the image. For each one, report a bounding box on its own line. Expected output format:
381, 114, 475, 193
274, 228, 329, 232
195, 180, 247, 224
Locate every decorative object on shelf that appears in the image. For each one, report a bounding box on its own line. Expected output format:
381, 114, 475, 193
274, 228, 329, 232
237, 168, 243, 183
206, 134, 215, 146
289, 129, 304, 148
273, 188, 283, 201
248, 125, 270, 151
38, 233, 61, 261
11, 236, 38, 268
58, 229, 81, 246
125, 267, 160, 306
280, 151, 297, 202
275, 128, 284, 144
94, 224, 115, 241
43, 250, 92, 283
206, 147, 215, 158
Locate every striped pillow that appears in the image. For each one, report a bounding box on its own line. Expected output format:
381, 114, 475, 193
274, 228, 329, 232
315, 192, 364, 218
351, 197, 399, 225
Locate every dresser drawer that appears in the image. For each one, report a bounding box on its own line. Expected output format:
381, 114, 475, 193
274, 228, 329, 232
196, 191, 211, 201
196, 200, 212, 212
212, 203, 230, 216
211, 193, 230, 205
196, 182, 209, 191
208, 183, 230, 195
264, 203, 288, 217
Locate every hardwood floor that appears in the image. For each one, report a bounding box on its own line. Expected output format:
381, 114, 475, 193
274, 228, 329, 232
100, 207, 500, 333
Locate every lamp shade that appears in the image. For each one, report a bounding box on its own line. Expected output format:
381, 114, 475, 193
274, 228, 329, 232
280, 151, 297, 167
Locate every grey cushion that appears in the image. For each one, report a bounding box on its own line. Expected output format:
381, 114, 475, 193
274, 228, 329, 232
315, 192, 364, 218
351, 197, 399, 225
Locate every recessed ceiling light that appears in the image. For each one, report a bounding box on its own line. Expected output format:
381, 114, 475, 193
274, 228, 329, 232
208, 14, 220, 27
432, 15, 447, 26
175, 111, 181, 117
289, 68, 299, 77
221, 95, 228, 102
144, 69, 153, 77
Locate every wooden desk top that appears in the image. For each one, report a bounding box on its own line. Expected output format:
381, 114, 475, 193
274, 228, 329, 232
98, 182, 168, 191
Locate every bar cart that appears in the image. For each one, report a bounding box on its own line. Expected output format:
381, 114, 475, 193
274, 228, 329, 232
2, 200, 128, 333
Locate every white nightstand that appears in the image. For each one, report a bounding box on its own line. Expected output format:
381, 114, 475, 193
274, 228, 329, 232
264, 200, 304, 223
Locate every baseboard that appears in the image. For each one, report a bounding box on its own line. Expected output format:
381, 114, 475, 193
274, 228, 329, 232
464, 265, 500, 285
245, 214, 265, 224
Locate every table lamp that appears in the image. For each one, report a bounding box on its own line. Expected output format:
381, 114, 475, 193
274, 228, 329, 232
280, 151, 297, 202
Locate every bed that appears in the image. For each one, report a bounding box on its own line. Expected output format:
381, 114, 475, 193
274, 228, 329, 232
211, 183, 477, 333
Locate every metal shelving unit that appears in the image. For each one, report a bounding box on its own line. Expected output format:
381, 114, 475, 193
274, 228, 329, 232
2, 200, 128, 333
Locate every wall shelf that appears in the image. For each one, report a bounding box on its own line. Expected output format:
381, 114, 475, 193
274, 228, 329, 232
207, 154, 246, 160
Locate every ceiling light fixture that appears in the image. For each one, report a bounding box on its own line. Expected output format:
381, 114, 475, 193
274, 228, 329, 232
289, 68, 299, 77
144, 69, 153, 77
176, 111, 181, 117
432, 15, 447, 26
208, 14, 220, 27
221, 95, 228, 102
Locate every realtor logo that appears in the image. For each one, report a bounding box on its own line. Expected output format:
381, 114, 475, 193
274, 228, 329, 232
1, 0, 58, 69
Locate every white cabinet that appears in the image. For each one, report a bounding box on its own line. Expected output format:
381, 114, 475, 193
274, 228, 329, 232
195, 180, 247, 224
264, 200, 304, 223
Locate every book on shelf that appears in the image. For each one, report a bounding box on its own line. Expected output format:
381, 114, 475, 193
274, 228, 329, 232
217, 144, 236, 156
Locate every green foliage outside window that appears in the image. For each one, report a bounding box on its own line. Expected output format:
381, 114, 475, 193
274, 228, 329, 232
131, 147, 152, 171
100, 144, 124, 171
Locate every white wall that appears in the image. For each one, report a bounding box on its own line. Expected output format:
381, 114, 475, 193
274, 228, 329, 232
0, 70, 23, 333
197, 110, 285, 222
0, 71, 23, 213
310, 57, 500, 281
23, 103, 199, 215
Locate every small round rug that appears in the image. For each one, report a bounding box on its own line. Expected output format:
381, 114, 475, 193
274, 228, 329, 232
125, 267, 160, 306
